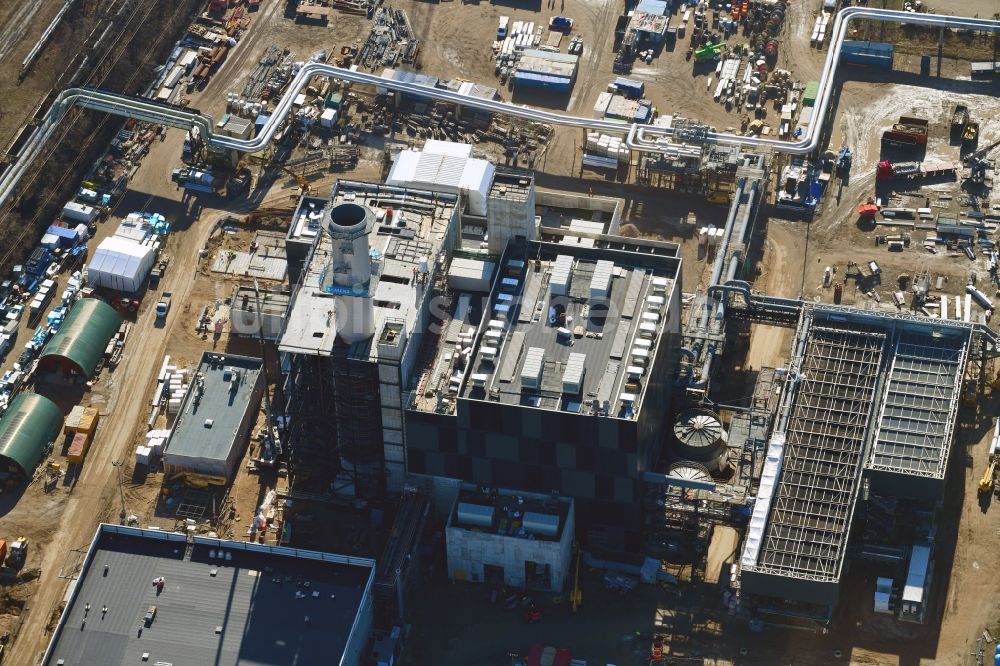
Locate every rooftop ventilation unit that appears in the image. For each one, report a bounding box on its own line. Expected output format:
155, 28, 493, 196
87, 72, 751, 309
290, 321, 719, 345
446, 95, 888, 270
550, 255, 574, 297
522, 511, 559, 537
457, 502, 494, 528
589, 260, 615, 301
562, 352, 586, 394
520, 346, 545, 388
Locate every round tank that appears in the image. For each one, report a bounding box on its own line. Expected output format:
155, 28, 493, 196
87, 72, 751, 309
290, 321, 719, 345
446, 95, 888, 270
671, 408, 729, 472
667, 461, 712, 484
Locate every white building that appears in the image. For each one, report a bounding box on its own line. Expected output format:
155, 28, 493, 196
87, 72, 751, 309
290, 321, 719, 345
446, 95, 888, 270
87, 236, 158, 293
386, 140, 495, 216
446, 486, 574, 592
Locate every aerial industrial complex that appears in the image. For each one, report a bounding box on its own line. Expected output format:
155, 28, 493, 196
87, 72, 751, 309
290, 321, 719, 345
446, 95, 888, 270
0, 0, 994, 664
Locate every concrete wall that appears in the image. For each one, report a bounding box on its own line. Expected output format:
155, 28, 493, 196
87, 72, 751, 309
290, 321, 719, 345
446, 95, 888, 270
536, 189, 623, 234
446, 503, 574, 592
342, 591, 374, 666
487, 186, 536, 255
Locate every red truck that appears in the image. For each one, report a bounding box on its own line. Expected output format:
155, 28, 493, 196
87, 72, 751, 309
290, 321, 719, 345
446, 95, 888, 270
881, 116, 928, 149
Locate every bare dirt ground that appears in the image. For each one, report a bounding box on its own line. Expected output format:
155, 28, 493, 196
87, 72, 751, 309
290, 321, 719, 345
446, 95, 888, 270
0, 0, 70, 147
803, 72, 1000, 319
0, 0, 994, 664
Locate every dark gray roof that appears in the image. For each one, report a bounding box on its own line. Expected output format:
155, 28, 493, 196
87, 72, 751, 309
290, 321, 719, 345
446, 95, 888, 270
461, 250, 675, 418
43, 525, 374, 666
163, 353, 263, 473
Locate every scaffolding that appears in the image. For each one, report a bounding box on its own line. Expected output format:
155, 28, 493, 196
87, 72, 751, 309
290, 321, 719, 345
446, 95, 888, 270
756, 324, 886, 582
283, 354, 340, 492
868, 331, 969, 479
333, 340, 386, 499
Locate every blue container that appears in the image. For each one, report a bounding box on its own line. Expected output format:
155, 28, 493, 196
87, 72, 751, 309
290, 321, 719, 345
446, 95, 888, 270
841, 40, 894, 70
993, 654, 999, 665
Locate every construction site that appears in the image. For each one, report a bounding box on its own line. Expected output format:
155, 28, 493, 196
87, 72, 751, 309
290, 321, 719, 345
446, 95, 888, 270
0, 0, 992, 664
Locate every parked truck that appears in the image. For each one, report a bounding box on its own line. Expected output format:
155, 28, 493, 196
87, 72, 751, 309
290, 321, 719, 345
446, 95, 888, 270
881, 116, 928, 149
875, 159, 958, 182
149, 257, 169, 289
4, 537, 27, 570
170, 167, 215, 194
156, 292, 172, 320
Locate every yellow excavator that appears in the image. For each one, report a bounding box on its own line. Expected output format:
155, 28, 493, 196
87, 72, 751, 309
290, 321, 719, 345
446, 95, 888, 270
978, 460, 996, 495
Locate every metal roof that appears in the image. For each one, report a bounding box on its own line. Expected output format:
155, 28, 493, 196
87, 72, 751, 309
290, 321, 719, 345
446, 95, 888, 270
0, 393, 63, 477
902, 543, 931, 603
42, 524, 375, 666
868, 331, 968, 479
40, 298, 122, 377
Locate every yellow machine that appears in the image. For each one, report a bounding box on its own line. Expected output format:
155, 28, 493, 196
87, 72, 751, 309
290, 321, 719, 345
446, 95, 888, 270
570, 543, 582, 613
978, 460, 996, 495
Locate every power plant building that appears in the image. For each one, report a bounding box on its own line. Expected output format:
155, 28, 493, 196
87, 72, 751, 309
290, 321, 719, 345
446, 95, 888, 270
278, 175, 683, 550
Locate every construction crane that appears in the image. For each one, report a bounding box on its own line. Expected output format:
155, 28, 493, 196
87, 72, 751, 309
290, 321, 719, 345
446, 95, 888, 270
276, 163, 311, 195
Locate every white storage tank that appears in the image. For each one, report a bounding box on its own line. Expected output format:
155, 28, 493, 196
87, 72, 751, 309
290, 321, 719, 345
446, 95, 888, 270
671, 408, 729, 473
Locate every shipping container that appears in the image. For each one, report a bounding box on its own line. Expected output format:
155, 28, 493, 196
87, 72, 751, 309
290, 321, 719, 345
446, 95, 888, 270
840, 40, 893, 70
513, 71, 573, 92
612, 77, 645, 99
67, 431, 93, 465
65, 405, 100, 435
802, 80, 819, 106
62, 201, 99, 224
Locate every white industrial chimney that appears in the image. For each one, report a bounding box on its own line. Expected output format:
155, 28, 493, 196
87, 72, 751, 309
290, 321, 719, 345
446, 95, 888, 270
322, 203, 376, 343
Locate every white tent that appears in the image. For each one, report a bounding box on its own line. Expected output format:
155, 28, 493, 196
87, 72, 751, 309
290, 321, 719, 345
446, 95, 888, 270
87, 236, 157, 293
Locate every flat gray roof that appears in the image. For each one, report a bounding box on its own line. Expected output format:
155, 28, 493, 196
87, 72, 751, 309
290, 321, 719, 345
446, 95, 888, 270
164, 353, 263, 468
279, 181, 458, 358
232, 285, 291, 317
43, 525, 374, 666
458, 248, 675, 418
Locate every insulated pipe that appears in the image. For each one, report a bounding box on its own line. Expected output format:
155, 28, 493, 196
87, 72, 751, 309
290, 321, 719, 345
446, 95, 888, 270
0, 8, 996, 209
699, 177, 747, 331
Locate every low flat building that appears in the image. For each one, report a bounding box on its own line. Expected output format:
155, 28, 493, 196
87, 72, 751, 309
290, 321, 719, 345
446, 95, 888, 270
514, 49, 579, 92
162, 353, 264, 481
42, 524, 375, 666
447, 486, 574, 592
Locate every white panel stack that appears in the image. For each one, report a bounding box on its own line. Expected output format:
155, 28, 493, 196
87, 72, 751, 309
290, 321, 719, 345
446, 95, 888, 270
550, 255, 574, 296
520, 347, 545, 388
584, 133, 630, 163
589, 260, 615, 301
562, 353, 586, 394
